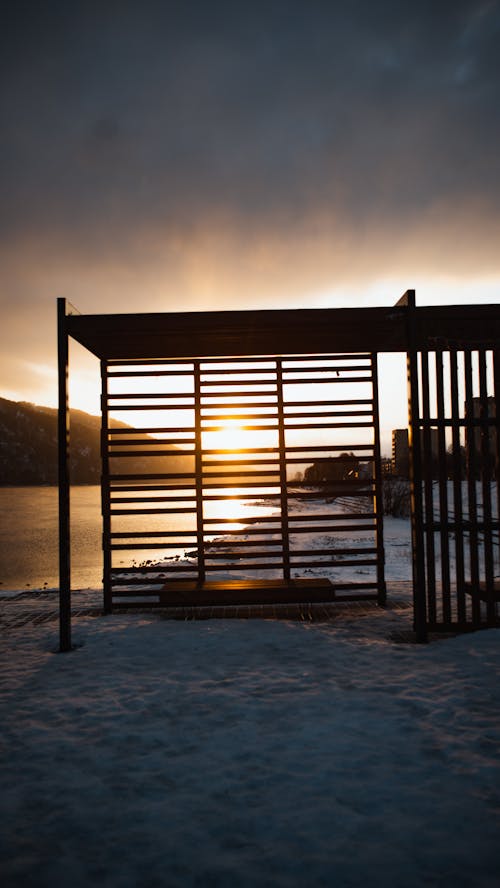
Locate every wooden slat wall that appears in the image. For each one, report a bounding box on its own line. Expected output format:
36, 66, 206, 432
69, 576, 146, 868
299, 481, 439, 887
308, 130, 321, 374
100, 353, 386, 608
409, 345, 500, 637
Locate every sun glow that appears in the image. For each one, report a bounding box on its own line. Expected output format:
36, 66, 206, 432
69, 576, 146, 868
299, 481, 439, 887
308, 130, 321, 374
203, 487, 263, 527
203, 417, 254, 453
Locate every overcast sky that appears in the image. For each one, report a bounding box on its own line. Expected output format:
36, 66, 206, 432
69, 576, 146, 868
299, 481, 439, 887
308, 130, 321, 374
1, 0, 500, 414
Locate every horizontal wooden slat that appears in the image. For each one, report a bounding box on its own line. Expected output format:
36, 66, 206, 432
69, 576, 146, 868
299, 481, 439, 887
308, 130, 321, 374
285, 443, 374, 453
283, 370, 371, 381
107, 392, 194, 400
285, 399, 373, 407
200, 380, 277, 389
108, 427, 194, 435
111, 542, 195, 550
202, 454, 279, 463
111, 495, 196, 503
201, 470, 280, 479
288, 524, 375, 533
284, 410, 373, 418
107, 403, 194, 410
111, 507, 197, 515
109, 437, 195, 445
106, 369, 194, 377
111, 531, 196, 538
110, 449, 195, 457
111, 483, 196, 492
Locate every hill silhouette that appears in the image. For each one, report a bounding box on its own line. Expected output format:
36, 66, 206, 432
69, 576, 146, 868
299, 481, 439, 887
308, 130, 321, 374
0, 397, 192, 485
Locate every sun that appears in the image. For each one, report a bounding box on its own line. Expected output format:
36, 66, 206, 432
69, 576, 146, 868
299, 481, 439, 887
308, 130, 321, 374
203, 417, 250, 453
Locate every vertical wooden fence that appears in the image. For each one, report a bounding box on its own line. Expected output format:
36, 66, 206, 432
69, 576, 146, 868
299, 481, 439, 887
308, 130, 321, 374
404, 293, 500, 639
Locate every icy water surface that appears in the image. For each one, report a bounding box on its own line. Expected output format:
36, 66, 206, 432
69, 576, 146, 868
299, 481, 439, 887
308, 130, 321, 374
0, 486, 103, 590
0, 486, 277, 591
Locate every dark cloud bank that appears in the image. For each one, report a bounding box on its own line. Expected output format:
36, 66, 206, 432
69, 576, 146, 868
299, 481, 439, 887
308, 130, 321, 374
2, 0, 499, 240
0, 0, 499, 414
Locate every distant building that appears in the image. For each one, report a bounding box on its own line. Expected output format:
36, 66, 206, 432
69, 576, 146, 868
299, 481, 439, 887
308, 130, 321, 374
381, 457, 393, 476
392, 427, 442, 478
392, 429, 409, 476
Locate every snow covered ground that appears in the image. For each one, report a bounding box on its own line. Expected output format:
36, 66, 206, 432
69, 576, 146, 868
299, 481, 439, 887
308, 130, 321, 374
1, 515, 500, 887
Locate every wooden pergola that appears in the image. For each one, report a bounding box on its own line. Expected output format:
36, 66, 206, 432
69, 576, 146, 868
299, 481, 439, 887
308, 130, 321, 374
58, 292, 500, 649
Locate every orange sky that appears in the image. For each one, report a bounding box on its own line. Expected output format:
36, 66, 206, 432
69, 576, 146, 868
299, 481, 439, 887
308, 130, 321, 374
1, 2, 500, 454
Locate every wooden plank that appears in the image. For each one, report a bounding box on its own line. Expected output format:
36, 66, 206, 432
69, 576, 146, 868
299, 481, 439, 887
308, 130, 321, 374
276, 359, 290, 582
464, 351, 481, 626
405, 292, 428, 642
435, 350, 451, 624
165, 578, 331, 590
101, 360, 112, 614
449, 350, 466, 623
107, 392, 194, 400
110, 542, 196, 550
420, 351, 436, 625
158, 578, 336, 607
478, 350, 496, 624
415, 305, 500, 350
66, 303, 500, 362
109, 437, 195, 445
57, 298, 72, 651
194, 361, 206, 584
370, 353, 386, 606
66, 305, 409, 359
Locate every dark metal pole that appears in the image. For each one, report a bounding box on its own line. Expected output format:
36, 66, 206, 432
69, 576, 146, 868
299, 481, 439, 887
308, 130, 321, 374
58, 298, 72, 651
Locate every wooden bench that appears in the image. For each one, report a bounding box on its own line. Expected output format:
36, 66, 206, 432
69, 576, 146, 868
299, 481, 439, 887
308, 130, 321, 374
159, 577, 335, 607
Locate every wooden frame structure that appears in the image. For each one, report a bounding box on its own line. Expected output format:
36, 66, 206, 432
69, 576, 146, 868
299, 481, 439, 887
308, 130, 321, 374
58, 294, 500, 649
400, 291, 500, 641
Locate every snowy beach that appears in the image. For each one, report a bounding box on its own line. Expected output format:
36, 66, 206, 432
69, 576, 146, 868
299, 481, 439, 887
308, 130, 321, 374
1, 502, 499, 887
2, 567, 500, 886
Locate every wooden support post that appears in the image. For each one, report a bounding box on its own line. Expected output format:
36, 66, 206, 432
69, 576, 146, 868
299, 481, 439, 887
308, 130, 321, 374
58, 298, 72, 652
435, 349, 451, 623
464, 351, 481, 626
371, 354, 386, 606
397, 290, 428, 642
478, 350, 495, 625
101, 360, 112, 613
276, 359, 291, 582
194, 361, 206, 584
449, 350, 466, 624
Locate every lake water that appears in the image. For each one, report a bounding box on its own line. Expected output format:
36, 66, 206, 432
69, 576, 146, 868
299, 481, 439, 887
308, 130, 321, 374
0, 487, 104, 591
0, 486, 277, 591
